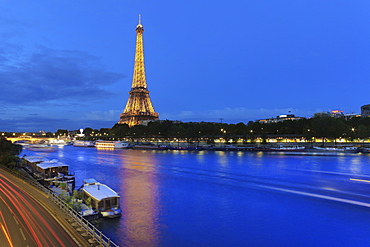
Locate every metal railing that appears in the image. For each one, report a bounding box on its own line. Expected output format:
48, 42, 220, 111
1, 166, 119, 247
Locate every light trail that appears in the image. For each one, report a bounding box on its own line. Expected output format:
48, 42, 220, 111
0, 222, 14, 247
0, 211, 14, 247
0, 174, 78, 247
0, 181, 58, 246
0, 184, 43, 246
350, 178, 370, 183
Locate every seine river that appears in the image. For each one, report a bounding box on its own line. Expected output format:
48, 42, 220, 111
22, 146, 370, 247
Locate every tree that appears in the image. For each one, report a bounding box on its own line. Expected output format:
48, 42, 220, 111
354, 124, 370, 139
55, 129, 68, 137
0, 137, 22, 156
110, 124, 129, 138
84, 127, 94, 137
0, 153, 19, 168
311, 117, 346, 143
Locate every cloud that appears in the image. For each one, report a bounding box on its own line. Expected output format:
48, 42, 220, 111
0, 46, 125, 106
83, 110, 121, 121
0, 104, 123, 132
160, 107, 317, 123
0, 107, 320, 132
0, 115, 117, 132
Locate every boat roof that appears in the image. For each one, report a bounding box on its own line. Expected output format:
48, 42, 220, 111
37, 160, 69, 169
96, 140, 127, 143
81, 181, 119, 201
23, 156, 49, 163
84, 178, 98, 184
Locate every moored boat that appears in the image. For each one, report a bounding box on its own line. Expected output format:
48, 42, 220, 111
95, 140, 129, 149
168, 145, 204, 151
210, 145, 252, 151
49, 139, 72, 146
313, 146, 359, 153
359, 147, 370, 153
22, 156, 75, 193
131, 143, 168, 150
14, 140, 32, 146
79, 178, 121, 218
73, 140, 95, 147
26, 144, 57, 152
267, 144, 306, 151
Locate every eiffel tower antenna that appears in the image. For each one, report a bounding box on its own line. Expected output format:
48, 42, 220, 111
118, 15, 159, 127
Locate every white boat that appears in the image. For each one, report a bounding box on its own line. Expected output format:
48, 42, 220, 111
73, 140, 95, 147
49, 139, 72, 146
14, 140, 32, 146
95, 140, 129, 149
131, 143, 168, 150
26, 144, 57, 152
268, 144, 306, 151
79, 178, 121, 218
313, 146, 359, 153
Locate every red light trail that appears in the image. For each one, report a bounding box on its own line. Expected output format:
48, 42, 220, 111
0, 173, 79, 246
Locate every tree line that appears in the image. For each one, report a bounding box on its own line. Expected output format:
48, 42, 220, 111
0, 137, 22, 168
66, 116, 370, 143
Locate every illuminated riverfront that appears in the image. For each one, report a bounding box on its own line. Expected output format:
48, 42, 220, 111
17, 145, 370, 246
1, 2, 370, 246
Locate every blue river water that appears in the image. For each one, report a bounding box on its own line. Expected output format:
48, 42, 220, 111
22, 146, 370, 247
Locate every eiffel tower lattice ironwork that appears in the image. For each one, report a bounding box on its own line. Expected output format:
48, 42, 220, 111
118, 15, 159, 127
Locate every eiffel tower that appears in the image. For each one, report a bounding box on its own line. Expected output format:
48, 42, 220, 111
118, 15, 159, 127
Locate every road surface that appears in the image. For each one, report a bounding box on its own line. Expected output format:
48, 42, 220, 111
0, 171, 80, 247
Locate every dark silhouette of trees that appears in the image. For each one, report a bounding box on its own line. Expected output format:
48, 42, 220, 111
56, 129, 69, 136
110, 123, 130, 138
0, 137, 22, 155
310, 117, 347, 142
0, 137, 22, 168
106, 117, 370, 142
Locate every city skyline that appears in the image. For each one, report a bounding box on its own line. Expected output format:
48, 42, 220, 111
0, 1, 369, 132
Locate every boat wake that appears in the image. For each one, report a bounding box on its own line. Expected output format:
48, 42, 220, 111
257, 184, 370, 208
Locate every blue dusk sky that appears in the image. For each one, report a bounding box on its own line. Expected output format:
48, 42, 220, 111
0, 1, 369, 132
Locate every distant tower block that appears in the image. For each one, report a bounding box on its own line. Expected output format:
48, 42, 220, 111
118, 15, 159, 127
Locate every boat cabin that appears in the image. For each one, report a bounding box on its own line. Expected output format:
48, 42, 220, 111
36, 160, 69, 178
80, 179, 120, 215
22, 156, 75, 192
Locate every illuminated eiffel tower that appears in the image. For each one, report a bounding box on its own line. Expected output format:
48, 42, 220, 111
118, 15, 159, 127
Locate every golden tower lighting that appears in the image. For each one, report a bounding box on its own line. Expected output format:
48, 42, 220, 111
118, 15, 159, 127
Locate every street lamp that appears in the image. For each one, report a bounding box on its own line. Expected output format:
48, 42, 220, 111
351, 128, 356, 141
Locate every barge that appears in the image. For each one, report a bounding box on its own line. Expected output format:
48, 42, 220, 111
22, 156, 75, 193
79, 178, 121, 218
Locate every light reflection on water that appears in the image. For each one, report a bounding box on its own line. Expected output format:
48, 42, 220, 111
21, 147, 370, 247
118, 151, 160, 247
